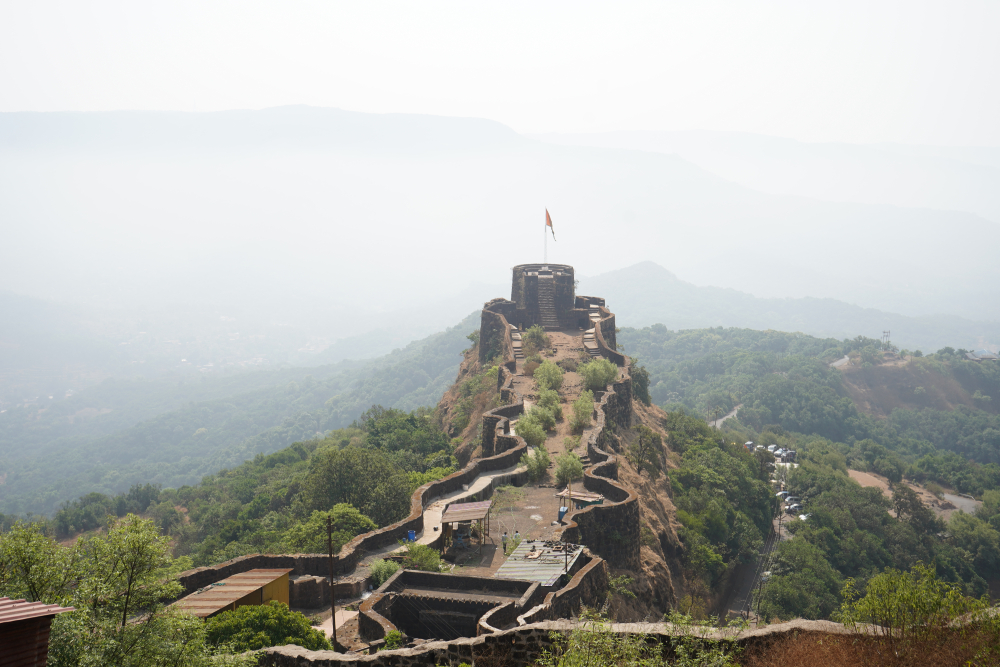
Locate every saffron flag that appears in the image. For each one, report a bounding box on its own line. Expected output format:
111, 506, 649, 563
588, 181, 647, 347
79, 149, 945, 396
545, 209, 556, 241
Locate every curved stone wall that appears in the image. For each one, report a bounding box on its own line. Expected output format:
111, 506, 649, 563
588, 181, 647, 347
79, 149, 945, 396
558, 304, 640, 570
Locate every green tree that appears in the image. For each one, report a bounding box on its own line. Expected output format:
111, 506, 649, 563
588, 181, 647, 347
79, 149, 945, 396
570, 390, 595, 432
534, 361, 564, 391
758, 540, 842, 621
555, 452, 584, 488
578, 358, 618, 391
48, 515, 225, 667
837, 563, 992, 646
515, 417, 547, 447
628, 426, 661, 479
301, 446, 410, 527
521, 446, 551, 482
526, 406, 557, 432
0, 521, 82, 603
283, 504, 377, 554
631, 360, 652, 406
204, 600, 331, 651
538, 388, 563, 419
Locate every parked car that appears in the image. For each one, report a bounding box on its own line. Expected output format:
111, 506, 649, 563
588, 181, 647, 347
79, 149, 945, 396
785, 496, 800, 504
786, 503, 803, 513
776, 491, 790, 499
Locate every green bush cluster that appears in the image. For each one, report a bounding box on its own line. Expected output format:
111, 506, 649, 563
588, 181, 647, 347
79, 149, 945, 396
534, 360, 564, 391
522, 325, 550, 352
205, 601, 331, 652
520, 446, 551, 483
369, 558, 400, 589
578, 358, 618, 391
537, 388, 563, 419
515, 416, 547, 447
570, 390, 595, 432
555, 452, 584, 488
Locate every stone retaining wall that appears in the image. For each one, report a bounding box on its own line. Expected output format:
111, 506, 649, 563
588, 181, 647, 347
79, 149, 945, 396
261, 618, 861, 667
560, 368, 640, 570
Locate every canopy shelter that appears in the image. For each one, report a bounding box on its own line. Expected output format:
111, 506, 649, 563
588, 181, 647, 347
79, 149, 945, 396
440, 499, 492, 554
555, 488, 604, 509
171, 568, 292, 618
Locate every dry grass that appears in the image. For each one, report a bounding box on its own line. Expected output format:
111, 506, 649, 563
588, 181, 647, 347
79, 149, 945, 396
739, 629, 1000, 667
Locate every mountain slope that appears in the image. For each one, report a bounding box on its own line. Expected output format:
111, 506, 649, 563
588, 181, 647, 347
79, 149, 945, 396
582, 262, 1000, 353
532, 129, 1000, 224
0, 311, 478, 516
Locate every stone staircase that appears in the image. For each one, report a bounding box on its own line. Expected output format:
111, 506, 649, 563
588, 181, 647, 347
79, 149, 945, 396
582, 305, 603, 357
538, 276, 560, 331
511, 326, 524, 361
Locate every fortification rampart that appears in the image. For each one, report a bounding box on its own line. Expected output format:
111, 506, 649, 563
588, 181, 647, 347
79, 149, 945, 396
260, 619, 865, 667
558, 300, 640, 570
177, 262, 638, 642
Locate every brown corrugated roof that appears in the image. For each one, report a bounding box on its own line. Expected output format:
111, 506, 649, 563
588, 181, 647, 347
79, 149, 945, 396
0, 597, 74, 624
172, 568, 292, 618
440, 499, 492, 524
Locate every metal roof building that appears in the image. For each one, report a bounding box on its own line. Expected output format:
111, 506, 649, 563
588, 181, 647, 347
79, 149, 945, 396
493, 540, 584, 586
0, 597, 75, 667
171, 568, 292, 618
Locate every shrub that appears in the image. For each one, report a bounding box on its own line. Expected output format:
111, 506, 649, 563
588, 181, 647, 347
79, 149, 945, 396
837, 563, 997, 653
538, 388, 563, 419
924, 481, 945, 499
527, 406, 556, 432
205, 600, 331, 651
401, 541, 443, 572
523, 325, 550, 350
571, 390, 595, 432
521, 446, 551, 482
383, 629, 405, 650
557, 358, 578, 372
523, 360, 540, 377
515, 417, 546, 447
555, 453, 584, 488
564, 435, 581, 452
534, 360, 564, 391
369, 558, 400, 589
578, 358, 618, 391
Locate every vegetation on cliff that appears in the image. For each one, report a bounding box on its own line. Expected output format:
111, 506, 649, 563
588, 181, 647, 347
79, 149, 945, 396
0, 312, 478, 518
29, 404, 456, 568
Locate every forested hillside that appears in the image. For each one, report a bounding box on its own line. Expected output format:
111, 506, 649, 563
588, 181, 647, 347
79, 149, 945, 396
617, 324, 1000, 619
590, 263, 1000, 356
0, 312, 477, 516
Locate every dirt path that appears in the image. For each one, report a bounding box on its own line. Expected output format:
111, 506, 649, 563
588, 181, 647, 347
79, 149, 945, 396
710, 404, 742, 429
848, 469, 981, 521
511, 328, 592, 461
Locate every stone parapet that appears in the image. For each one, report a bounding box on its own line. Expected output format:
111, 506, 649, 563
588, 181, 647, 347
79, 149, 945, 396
261, 618, 863, 667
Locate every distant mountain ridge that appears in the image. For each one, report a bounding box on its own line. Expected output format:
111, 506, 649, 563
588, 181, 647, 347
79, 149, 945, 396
533, 129, 1000, 224
581, 262, 1000, 353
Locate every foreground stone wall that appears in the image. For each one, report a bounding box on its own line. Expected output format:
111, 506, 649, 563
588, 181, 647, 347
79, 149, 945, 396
261, 618, 863, 667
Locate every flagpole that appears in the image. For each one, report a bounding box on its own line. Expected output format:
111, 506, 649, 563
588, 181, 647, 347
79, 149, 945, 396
544, 217, 547, 264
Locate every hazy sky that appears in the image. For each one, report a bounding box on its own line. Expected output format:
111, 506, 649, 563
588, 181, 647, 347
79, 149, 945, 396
2, 1, 998, 145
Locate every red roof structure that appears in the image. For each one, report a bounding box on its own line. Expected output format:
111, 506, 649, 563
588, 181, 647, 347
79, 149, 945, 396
0, 597, 75, 667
